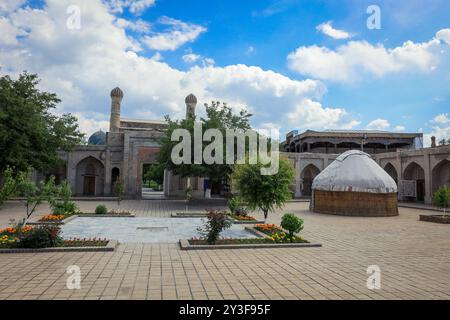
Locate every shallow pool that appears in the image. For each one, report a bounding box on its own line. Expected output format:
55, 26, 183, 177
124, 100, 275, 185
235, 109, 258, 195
61, 217, 258, 243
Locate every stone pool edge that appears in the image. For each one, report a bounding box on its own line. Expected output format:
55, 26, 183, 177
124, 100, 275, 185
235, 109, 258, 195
0, 240, 118, 254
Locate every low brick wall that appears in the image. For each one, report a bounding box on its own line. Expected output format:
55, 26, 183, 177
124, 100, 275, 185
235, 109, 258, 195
312, 190, 398, 217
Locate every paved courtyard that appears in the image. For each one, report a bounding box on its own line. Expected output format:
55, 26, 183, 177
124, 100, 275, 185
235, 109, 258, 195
0, 200, 449, 300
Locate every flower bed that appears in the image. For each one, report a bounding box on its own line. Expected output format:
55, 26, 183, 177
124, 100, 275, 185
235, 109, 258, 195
0, 224, 114, 252
227, 214, 257, 221
62, 238, 109, 247
251, 224, 306, 243
39, 214, 66, 222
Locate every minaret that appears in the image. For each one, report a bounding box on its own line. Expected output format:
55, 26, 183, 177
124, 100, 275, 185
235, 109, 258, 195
185, 93, 197, 118
110, 87, 124, 132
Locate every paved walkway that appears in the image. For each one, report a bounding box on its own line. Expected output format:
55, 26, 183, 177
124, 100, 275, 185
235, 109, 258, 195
0, 200, 449, 300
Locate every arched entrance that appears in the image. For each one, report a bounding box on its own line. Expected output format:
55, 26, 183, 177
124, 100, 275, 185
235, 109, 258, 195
301, 164, 320, 196
111, 167, 120, 195
384, 162, 398, 185
432, 159, 450, 195
75, 157, 105, 196
403, 162, 425, 202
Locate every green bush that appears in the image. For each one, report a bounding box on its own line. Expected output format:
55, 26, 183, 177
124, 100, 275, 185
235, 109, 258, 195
95, 204, 108, 215
197, 211, 232, 245
50, 181, 79, 216
19, 226, 62, 248
52, 201, 78, 216
433, 186, 450, 215
227, 197, 248, 216
280, 213, 304, 243
227, 197, 239, 214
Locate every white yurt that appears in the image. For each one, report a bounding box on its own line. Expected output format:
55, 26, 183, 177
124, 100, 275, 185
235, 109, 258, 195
311, 150, 398, 216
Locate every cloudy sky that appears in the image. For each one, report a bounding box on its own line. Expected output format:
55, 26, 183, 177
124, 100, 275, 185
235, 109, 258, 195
0, 0, 449, 145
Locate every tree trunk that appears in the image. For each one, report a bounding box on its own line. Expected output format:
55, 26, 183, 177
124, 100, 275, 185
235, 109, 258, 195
263, 209, 268, 223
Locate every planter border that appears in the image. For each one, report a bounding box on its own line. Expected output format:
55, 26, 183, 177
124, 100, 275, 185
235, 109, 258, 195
179, 239, 321, 250
29, 213, 135, 225
419, 215, 450, 224
171, 212, 208, 218
0, 240, 118, 254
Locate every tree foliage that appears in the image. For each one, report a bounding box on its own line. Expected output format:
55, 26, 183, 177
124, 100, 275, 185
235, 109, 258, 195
232, 156, 295, 222
0, 72, 84, 172
433, 186, 450, 215
157, 101, 252, 185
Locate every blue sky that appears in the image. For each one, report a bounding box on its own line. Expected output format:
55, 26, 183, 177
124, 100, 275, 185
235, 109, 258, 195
1, 0, 449, 144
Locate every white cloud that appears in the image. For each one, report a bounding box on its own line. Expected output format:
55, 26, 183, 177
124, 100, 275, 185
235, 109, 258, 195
394, 125, 406, 131
0, 16, 23, 45
436, 29, 450, 45
106, 0, 155, 15
129, 0, 156, 15
115, 18, 150, 33
423, 113, 450, 147
182, 53, 200, 63
182, 52, 215, 67
142, 16, 206, 51
245, 46, 255, 55
366, 119, 390, 130
0, 0, 341, 136
316, 21, 351, 40
433, 113, 450, 124
287, 29, 448, 82
0, 0, 26, 13
286, 99, 360, 130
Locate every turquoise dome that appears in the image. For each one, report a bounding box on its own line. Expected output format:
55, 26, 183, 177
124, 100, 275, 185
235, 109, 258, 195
88, 130, 106, 145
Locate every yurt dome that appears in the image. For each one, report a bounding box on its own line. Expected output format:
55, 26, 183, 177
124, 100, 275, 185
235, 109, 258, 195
311, 150, 398, 217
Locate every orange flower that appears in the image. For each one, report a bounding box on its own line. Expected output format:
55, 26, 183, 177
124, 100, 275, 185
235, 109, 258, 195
40, 214, 65, 221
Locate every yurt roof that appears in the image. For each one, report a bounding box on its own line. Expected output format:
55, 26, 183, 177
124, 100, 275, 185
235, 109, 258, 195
312, 150, 397, 193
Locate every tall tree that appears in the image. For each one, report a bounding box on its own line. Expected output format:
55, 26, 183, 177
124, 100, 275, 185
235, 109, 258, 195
157, 101, 252, 187
0, 72, 84, 172
232, 156, 295, 222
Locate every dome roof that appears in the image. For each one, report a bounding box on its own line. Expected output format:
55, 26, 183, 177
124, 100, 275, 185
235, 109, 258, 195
312, 150, 397, 193
185, 93, 197, 104
88, 130, 106, 145
110, 87, 124, 98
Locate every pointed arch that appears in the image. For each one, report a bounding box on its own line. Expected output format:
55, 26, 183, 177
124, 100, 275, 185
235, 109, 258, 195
301, 164, 321, 196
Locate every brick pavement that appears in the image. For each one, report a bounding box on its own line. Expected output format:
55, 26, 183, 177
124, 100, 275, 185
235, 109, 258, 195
0, 200, 449, 300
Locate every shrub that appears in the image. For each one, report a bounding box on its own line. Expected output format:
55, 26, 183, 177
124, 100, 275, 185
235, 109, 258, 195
95, 204, 108, 215
227, 197, 239, 214
227, 197, 248, 216
19, 226, 62, 248
197, 211, 232, 245
280, 213, 304, 243
51, 181, 78, 215
114, 179, 124, 207
433, 186, 450, 215
148, 180, 158, 190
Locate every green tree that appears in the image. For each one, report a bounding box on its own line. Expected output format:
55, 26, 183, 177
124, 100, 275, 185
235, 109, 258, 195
15, 171, 59, 224
280, 213, 304, 243
49, 181, 78, 215
438, 138, 447, 146
232, 156, 295, 222
433, 186, 450, 216
114, 179, 124, 208
157, 101, 252, 191
0, 166, 18, 208
0, 72, 84, 173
